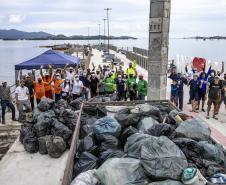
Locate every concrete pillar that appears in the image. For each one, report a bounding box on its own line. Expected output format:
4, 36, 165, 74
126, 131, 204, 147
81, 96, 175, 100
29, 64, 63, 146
148, 0, 171, 100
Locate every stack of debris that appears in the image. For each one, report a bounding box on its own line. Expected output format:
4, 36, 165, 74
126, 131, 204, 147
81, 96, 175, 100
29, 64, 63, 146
71, 104, 226, 185
19, 97, 81, 158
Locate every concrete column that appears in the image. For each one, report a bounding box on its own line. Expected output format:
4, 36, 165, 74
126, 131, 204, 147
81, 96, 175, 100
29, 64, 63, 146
148, 0, 171, 100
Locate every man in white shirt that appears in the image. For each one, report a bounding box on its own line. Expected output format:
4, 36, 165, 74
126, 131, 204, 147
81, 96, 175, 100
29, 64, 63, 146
15, 80, 31, 122
72, 75, 83, 100
64, 65, 76, 83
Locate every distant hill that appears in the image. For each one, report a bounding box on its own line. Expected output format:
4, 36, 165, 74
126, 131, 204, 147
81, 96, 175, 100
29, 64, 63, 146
0, 29, 137, 40
0, 29, 53, 39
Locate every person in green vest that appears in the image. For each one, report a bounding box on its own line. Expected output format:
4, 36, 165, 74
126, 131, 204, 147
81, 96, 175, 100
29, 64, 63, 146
103, 72, 115, 94
126, 62, 137, 79
127, 74, 137, 101
137, 74, 148, 100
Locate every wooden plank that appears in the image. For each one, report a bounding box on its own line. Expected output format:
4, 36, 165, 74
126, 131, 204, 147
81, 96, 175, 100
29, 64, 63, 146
61, 103, 84, 185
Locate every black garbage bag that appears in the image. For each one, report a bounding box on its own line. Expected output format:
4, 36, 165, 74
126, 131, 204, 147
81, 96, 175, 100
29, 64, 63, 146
131, 104, 163, 122
117, 107, 131, 114
114, 113, 140, 128
38, 136, 48, 155
55, 99, 68, 109
148, 180, 183, 185
198, 141, 225, 165
200, 159, 226, 178
109, 93, 117, 101
98, 149, 125, 165
137, 117, 159, 133
80, 117, 97, 139
93, 116, 121, 139
61, 109, 77, 131
70, 98, 83, 110
38, 97, 55, 112
74, 152, 98, 177
83, 106, 107, 118
78, 134, 99, 156
99, 135, 121, 153
20, 124, 36, 144
175, 118, 211, 141
70, 170, 99, 185
34, 112, 53, 137
147, 123, 175, 138
96, 158, 148, 185
120, 126, 139, 145
23, 135, 39, 153
125, 133, 188, 180
51, 119, 72, 142
172, 138, 202, 163
46, 135, 67, 158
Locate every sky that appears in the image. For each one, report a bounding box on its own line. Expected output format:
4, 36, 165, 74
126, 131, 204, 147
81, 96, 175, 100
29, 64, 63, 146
0, 0, 226, 38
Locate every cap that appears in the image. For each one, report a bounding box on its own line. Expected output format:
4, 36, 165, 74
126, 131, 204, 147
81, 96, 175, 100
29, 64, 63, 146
69, 67, 74, 70
56, 73, 60, 76
193, 73, 198, 77
118, 75, 122, 78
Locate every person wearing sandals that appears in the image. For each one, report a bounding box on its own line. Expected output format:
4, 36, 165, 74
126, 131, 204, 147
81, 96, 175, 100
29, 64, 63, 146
207, 75, 222, 120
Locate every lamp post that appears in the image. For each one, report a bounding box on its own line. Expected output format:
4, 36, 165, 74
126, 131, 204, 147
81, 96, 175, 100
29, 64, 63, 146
98, 24, 101, 46
87, 27, 90, 45
104, 8, 112, 55
103, 18, 107, 46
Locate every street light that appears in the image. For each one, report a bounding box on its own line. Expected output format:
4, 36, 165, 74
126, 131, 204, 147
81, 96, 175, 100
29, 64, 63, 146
103, 18, 107, 46
98, 24, 101, 46
104, 8, 112, 55
87, 27, 90, 45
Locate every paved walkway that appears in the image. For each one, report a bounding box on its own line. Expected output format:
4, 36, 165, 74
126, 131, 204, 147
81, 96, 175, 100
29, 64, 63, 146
91, 48, 226, 147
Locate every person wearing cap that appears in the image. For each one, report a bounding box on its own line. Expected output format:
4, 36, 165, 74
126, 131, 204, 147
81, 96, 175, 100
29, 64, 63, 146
103, 72, 115, 95
116, 75, 126, 101
72, 75, 83, 100
80, 72, 90, 101
137, 75, 148, 100
89, 73, 99, 98
20, 70, 35, 110
188, 74, 201, 113
61, 77, 72, 102
15, 80, 31, 122
40, 65, 53, 99
207, 75, 222, 120
126, 62, 137, 79
0, 81, 17, 124
64, 64, 76, 83
52, 73, 64, 102
127, 74, 137, 101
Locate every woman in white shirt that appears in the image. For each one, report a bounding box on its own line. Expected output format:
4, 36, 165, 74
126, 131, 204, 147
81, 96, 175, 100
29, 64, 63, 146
61, 78, 72, 102
72, 75, 83, 100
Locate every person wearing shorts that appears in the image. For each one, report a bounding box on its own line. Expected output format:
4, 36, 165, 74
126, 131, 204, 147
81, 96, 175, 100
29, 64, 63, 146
207, 76, 222, 120
189, 74, 201, 113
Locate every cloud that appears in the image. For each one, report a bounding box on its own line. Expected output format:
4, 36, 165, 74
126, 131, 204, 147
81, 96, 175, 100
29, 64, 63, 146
8, 14, 26, 23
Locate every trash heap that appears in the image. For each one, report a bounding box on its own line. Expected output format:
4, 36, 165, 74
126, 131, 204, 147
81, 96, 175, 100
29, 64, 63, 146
19, 97, 81, 158
71, 104, 226, 185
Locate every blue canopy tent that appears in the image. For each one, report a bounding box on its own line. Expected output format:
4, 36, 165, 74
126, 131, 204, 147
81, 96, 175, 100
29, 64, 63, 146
15, 49, 80, 70
14, 49, 80, 83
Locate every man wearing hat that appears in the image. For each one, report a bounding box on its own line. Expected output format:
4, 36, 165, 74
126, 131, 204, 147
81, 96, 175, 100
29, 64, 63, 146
0, 81, 16, 124
207, 75, 222, 120
126, 62, 137, 79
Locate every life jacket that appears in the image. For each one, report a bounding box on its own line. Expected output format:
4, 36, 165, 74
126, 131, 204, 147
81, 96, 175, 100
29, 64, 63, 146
33, 82, 46, 100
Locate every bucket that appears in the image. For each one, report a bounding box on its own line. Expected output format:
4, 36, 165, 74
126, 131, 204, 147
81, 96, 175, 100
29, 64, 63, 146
182, 167, 208, 185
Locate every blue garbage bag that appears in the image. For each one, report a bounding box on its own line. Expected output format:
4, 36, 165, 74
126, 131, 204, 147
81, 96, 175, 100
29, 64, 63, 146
93, 116, 121, 139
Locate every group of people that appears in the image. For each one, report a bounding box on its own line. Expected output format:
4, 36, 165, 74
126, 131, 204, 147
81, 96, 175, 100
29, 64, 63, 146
0, 61, 148, 124
170, 62, 226, 120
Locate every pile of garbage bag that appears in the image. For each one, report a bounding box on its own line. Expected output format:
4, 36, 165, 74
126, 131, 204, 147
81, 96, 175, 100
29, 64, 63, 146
20, 97, 78, 158
71, 103, 226, 185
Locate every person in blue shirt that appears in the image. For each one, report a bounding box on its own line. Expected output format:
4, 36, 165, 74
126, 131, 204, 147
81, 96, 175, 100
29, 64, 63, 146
197, 66, 212, 111
169, 71, 188, 110
170, 80, 179, 106
189, 74, 201, 113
